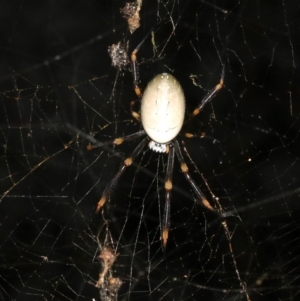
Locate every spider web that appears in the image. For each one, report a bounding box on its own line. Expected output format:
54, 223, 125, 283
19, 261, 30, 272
1, 1, 300, 300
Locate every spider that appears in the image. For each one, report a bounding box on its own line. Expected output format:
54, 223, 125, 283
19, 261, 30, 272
89, 39, 224, 248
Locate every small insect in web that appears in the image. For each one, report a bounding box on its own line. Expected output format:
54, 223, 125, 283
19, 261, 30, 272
89, 36, 224, 248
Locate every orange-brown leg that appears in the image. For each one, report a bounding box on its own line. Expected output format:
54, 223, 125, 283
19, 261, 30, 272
162, 145, 175, 248
96, 137, 148, 213
192, 67, 225, 117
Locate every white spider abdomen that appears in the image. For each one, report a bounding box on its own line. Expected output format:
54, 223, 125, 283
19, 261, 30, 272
141, 73, 186, 144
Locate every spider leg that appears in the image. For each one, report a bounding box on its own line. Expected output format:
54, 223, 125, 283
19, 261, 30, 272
192, 67, 225, 117
162, 145, 175, 248
130, 100, 140, 121
130, 31, 153, 119
130, 34, 149, 98
130, 38, 147, 121
173, 139, 216, 212
95, 137, 148, 213
87, 131, 145, 150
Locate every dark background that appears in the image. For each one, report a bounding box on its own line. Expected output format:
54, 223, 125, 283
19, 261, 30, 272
1, 1, 300, 300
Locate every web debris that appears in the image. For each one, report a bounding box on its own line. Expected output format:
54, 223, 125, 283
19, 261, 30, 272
108, 41, 130, 69
120, 0, 143, 34
95, 247, 122, 301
